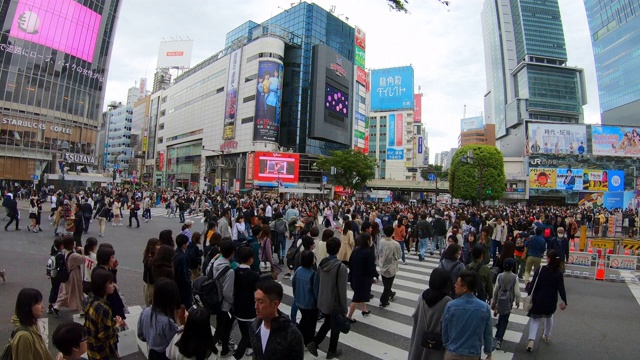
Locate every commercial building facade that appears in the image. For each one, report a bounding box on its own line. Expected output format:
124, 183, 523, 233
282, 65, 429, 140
142, 3, 362, 192
482, 0, 587, 158
0, 0, 121, 186
583, 0, 640, 126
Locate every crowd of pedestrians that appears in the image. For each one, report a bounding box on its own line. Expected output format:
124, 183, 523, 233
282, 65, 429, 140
0, 186, 586, 359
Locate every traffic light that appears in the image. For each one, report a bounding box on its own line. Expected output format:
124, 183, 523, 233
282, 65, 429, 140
486, 188, 492, 196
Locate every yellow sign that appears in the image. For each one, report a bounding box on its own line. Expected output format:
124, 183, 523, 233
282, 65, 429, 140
590, 239, 615, 249
622, 240, 640, 251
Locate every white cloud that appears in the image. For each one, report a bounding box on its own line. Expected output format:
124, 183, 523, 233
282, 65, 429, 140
104, 0, 600, 162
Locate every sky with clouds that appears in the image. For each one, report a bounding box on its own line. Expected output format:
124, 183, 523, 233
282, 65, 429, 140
104, 0, 600, 163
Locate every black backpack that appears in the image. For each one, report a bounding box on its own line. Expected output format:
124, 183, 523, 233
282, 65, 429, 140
285, 241, 302, 270
192, 265, 231, 314
54, 252, 72, 283
0, 326, 29, 360
201, 245, 220, 274
275, 219, 287, 235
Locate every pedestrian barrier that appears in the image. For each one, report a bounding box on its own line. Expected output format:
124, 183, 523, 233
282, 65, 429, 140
607, 254, 639, 282
565, 251, 596, 279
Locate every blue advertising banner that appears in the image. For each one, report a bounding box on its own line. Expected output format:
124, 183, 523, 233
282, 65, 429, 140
607, 170, 625, 191
371, 66, 414, 111
418, 136, 423, 154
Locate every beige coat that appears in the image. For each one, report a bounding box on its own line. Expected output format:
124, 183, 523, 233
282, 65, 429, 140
337, 230, 355, 262
55, 251, 85, 311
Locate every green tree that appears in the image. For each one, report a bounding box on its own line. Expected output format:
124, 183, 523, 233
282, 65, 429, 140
387, 0, 451, 13
448, 145, 505, 201
315, 149, 376, 192
420, 164, 448, 181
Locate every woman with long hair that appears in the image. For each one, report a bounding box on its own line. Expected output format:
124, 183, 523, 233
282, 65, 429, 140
159, 229, 175, 247
10, 288, 53, 360
28, 197, 38, 233
346, 233, 378, 322
166, 307, 218, 360
53, 236, 85, 314
258, 224, 281, 280
525, 249, 568, 352
408, 268, 452, 360
337, 220, 355, 265
112, 199, 122, 226
437, 244, 465, 298
152, 245, 176, 282
137, 278, 181, 360
143, 238, 161, 306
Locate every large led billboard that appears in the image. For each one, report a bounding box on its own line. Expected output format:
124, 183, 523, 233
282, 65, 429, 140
9, 0, 102, 63
370, 66, 414, 111
253, 152, 299, 183
254, 61, 283, 143
530, 167, 625, 192
591, 126, 640, 157
527, 123, 587, 155
325, 84, 349, 116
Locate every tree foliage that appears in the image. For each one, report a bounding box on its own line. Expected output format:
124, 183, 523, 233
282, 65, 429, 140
315, 149, 376, 192
387, 0, 451, 13
420, 164, 448, 181
449, 145, 505, 201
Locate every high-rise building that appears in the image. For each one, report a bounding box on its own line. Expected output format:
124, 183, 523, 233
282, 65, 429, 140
104, 100, 133, 173
146, 2, 360, 191
0, 0, 121, 185
482, 0, 587, 157
459, 115, 496, 147
583, 0, 640, 126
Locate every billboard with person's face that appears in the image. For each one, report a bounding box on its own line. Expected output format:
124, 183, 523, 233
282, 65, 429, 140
254, 61, 284, 142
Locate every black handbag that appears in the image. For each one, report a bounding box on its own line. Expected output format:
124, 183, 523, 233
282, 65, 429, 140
330, 265, 350, 334
421, 331, 443, 350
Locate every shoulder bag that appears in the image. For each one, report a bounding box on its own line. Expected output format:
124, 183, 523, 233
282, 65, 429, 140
259, 240, 272, 278
523, 266, 542, 311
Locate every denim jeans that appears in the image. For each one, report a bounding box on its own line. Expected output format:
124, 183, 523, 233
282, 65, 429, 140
419, 238, 429, 257
179, 211, 186, 223
398, 241, 406, 263
279, 233, 287, 258
495, 313, 510, 341
433, 235, 444, 254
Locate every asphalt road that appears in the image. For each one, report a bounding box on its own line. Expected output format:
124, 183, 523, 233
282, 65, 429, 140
1, 201, 640, 359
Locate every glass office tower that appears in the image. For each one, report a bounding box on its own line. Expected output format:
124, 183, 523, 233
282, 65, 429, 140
583, 0, 640, 126
0, 0, 121, 184
225, 2, 355, 155
482, 0, 586, 157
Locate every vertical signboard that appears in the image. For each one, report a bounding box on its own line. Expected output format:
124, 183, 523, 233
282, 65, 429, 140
254, 61, 283, 142
418, 136, 423, 154
414, 94, 422, 123
223, 49, 242, 140
387, 113, 405, 160
354, 46, 366, 68
353, 26, 368, 154
139, 78, 147, 99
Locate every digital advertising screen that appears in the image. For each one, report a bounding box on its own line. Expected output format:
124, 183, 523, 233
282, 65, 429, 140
527, 123, 587, 155
253, 152, 300, 183
254, 61, 283, 143
591, 126, 640, 157
325, 84, 349, 116
9, 0, 102, 63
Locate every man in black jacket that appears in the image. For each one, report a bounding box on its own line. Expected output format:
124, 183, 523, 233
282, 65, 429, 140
3, 193, 20, 231
416, 213, 434, 261
72, 203, 85, 248
432, 212, 447, 255
249, 280, 304, 360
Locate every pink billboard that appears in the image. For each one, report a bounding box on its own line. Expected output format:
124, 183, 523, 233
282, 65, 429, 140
414, 94, 422, 123
9, 0, 102, 63
396, 113, 403, 146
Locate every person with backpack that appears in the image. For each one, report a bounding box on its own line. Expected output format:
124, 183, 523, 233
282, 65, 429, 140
127, 197, 141, 229
437, 244, 466, 298
272, 212, 288, 263
491, 258, 520, 350
488, 216, 507, 266
46, 238, 64, 314
306, 237, 348, 359
466, 245, 493, 304
5, 288, 53, 360
211, 241, 236, 357
514, 224, 529, 279
293, 250, 320, 348
232, 215, 248, 248
52, 236, 85, 315
186, 232, 204, 280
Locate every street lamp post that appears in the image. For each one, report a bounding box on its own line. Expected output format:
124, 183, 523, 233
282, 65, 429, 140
202, 147, 225, 194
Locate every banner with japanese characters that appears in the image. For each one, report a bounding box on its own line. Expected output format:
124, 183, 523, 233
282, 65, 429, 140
529, 168, 557, 189
223, 48, 242, 140
370, 66, 414, 111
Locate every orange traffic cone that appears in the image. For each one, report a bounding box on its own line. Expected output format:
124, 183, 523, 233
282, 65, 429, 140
624, 248, 631, 256
587, 241, 593, 254
595, 255, 606, 281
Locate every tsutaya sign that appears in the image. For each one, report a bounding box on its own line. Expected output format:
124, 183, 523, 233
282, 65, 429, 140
2, 117, 73, 134
64, 153, 97, 165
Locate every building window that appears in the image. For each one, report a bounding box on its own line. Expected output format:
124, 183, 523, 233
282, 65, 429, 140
158, 137, 163, 143
241, 116, 253, 124
243, 95, 256, 103
245, 74, 257, 82
160, 110, 166, 117
158, 123, 165, 130
216, 87, 224, 94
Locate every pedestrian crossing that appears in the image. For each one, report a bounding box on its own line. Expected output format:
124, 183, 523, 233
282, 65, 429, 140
276, 253, 532, 360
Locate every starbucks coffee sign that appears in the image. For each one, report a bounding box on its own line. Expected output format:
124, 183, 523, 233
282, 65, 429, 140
65, 153, 97, 165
